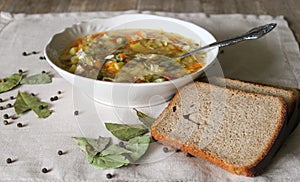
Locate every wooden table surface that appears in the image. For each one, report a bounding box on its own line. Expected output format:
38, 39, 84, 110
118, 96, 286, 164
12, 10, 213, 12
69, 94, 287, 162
1, 0, 299, 44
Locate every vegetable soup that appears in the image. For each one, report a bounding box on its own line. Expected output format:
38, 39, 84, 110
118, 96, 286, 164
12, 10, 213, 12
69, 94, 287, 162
59, 29, 206, 83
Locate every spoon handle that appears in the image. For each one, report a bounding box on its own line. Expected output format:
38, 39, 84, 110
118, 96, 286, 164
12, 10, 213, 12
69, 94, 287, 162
180, 23, 277, 58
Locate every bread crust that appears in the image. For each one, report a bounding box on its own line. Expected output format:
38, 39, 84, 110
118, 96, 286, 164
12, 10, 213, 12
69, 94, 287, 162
151, 82, 287, 177
288, 88, 300, 134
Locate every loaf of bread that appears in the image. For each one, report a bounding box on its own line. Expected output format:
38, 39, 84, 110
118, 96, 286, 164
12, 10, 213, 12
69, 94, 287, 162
151, 82, 287, 176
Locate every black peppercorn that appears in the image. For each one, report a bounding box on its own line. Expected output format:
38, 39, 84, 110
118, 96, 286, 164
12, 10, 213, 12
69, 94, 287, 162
42, 168, 48, 173
31, 93, 35, 96
50, 96, 58, 102
22, 52, 28, 56
32, 51, 38, 54
10, 96, 15, 100
6, 103, 12, 108
58, 150, 63, 155
118, 141, 125, 148
38, 105, 44, 110
6, 158, 12, 164
163, 147, 169, 153
10, 115, 18, 120
3, 120, 8, 125
3, 114, 9, 119
57, 91, 62, 94
39, 56, 46, 60
42, 70, 46, 74
17, 123, 23, 128
106, 173, 113, 179
74, 110, 79, 116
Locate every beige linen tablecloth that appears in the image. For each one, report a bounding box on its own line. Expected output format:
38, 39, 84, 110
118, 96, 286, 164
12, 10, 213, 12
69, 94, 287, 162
0, 11, 300, 181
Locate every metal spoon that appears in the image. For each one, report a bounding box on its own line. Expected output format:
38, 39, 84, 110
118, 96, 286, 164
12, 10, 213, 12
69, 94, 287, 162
179, 23, 277, 58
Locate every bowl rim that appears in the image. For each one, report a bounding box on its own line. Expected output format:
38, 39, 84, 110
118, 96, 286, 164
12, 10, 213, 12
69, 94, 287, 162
44, 13, 219, 87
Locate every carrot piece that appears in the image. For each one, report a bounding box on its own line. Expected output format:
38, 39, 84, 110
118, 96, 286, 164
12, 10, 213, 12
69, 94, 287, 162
105, 62, 115, 67
186, 63, 203, 70
107, 67, 115, 72
105, 62, 118, 73
129, 40, 137, 44
173, 46, 180, 51
73, 38, 83, 46
119, 53, 126, 59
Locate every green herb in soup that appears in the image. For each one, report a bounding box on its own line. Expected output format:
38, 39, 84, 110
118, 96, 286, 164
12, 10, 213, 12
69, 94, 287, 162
59, 29, 206, 83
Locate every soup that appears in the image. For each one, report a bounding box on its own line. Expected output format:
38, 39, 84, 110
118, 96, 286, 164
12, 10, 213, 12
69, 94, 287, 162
59, 29, 206, 83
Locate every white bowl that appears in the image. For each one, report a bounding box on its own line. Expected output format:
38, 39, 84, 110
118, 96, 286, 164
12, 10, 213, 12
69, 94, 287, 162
45, 14, 218, 107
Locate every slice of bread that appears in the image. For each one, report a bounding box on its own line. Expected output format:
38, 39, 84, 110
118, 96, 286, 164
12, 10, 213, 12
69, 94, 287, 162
151, 82, 287, 176
208, 77, 295, 117
208, 77, 299, 134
